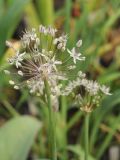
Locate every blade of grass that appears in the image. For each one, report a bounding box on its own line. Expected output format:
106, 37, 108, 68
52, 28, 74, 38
2, 100, 20, 117
0, 0, 4, 20
90, 89, 120, 151
59, 96, 68, 160
64, 0, 72, 34
16, 90, 29, 109
96, 116, 120, 159
67, 145, 95, 160
24, 2, 40, 28
102, 9, 120, 37
98, 72, 120, 84
35, 0, 54, 25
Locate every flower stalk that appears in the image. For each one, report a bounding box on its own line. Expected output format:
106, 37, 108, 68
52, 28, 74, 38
84, 113, 89, 160
44, 79, 57, 160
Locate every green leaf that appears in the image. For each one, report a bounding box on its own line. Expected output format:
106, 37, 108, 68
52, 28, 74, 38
98, 72, 120, 84
0, 116, 41, 160
0, 0, 4, 20
64, 0, 72, 33
102, 9, 120, 37
67, 145, 95, 160
24, 2, 40, 28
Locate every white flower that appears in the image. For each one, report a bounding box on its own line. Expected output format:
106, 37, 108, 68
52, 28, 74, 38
54, 34, 67, 51
8, 51, 25, 68
15, 51, 25, 68
21, 29, 39, 48
42, 56, 62, 73
48, 56, 62, 71
85, 81, 100, 95
80, 78, 88, 86
47, 25, 57, 37
100, 85, 112, 95
28, 79, 44, 95
67, 47, 85, 64
30, 28, 37, 40
39, 25, 47, 35
78, 71, 86, 78
57, 43, 63, 50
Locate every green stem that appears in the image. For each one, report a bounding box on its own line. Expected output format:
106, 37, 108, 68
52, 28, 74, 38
2, 100, 20, 117
44, 80, 57, 160
60, 96, 68, 160
85, 113, 89, 160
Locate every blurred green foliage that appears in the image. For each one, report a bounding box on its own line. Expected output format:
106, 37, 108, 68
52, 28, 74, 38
0, 116, 40, 160
0, 0, 120, 160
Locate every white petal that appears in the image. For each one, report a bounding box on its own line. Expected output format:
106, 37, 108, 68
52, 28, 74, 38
9, 80, 15, 85
76, 39, 82, 47
14, 85, 19, 90
6, 41, 13, 47
18, 70, 23, 76
67, 48, 71, 54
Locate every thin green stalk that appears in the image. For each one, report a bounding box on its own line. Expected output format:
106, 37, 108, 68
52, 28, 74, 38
61, 96, 67, 120
44, 80, 57, 160
84, 113, 89, 160
2, 100, 20, 117
64, 0, 72, 33
60, 96, 68, 160
96, 116, 120, 159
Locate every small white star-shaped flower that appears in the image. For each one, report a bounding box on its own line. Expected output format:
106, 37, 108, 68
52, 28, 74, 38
44, 56, 62, 72
15, 51, 25, 68
67, 47, 85, 64
100, 85, 112, 95
8, 51, 25, 68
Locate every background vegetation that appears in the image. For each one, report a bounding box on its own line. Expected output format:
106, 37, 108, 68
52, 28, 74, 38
0, 0, 120, 160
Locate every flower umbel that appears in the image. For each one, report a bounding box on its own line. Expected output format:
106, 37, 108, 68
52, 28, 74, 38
5, 25, 111, 112
5, 25, 85, 108
67, 47, 85, 64
62, 73, 112, 113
